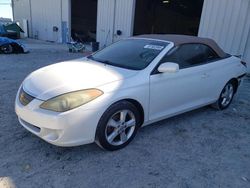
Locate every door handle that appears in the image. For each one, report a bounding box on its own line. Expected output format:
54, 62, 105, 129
202, 73, 209, 78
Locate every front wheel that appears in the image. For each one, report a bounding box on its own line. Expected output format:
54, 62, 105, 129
212, 81, 236, 110
0, 44, 13, 54
95, 101, 141, 151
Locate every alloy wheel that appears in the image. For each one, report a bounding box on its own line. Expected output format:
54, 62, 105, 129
220, 83, 234, 107
105, 110, 136, 146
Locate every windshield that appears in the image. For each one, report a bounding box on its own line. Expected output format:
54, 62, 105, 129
89, 39, 168, 70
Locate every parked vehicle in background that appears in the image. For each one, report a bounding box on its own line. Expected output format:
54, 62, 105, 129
15, 35, 247, 151
0, 37, 29, 54
0, 23, 19, 39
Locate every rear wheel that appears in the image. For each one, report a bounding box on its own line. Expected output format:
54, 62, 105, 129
212, 81, 236, 110
0, 44, 13, 54
95, 101, 141, 151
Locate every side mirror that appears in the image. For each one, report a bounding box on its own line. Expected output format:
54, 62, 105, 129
158, 62, 179, 73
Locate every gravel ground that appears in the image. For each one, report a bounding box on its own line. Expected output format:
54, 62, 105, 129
0, 39, 250, 188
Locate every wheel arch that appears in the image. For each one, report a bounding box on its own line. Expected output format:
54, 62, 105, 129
212, 77, 239, 110
228, 78, 239, 93
124, 98, 144, 126
95, 98, 145, 150
11, 42, 24, 53
218, 78, 239, 97
106, 98, 145, 127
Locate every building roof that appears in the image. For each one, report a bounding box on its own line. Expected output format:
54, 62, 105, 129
135, 34, 227, 58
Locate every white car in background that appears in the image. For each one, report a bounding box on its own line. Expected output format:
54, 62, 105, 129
15, 35, 247, 151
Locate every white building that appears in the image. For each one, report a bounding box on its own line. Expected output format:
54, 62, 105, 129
13, 0, 250, 72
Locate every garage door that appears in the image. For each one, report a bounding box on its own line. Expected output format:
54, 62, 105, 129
31, 0, 62, 42
133, 0, 204, 36
96, 0, 135, 48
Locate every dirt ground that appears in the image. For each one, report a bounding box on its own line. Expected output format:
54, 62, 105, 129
0, 39, 250, 188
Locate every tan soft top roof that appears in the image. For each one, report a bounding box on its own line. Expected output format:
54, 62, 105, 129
134, 34, 227, 58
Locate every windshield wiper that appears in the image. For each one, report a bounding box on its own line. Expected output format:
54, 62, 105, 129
99, 60, 114, 66
87, 55, 95, 61
88, 55, 115, 66
87, 55, 137, 70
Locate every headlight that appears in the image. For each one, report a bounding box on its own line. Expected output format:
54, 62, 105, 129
40, 89, 103, 112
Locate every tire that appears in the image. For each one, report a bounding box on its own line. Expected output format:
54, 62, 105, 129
95, 101, 141, 151
212, 80, 236, 110
0, 44, 13, 54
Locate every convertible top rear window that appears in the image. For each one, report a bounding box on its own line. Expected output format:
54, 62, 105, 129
89, 39, 169, 70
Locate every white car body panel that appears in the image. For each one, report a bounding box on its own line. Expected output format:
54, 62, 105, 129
23, 59, 137, 100
149, 56, 246, 123
150, 65, 210, 121
15, 38, 247, 147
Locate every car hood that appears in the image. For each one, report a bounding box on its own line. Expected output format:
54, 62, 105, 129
22, 59, 137, 100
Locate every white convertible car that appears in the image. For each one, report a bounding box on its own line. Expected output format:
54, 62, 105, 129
15, 35, 247, 150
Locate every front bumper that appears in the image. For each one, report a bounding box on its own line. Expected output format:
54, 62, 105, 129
15, 95, 103, 147
22, 46, 29, 53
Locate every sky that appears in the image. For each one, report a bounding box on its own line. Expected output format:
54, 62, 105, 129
0, 0, 13, 20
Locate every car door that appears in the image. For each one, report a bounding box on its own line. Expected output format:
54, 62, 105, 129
149, 43, 218, 121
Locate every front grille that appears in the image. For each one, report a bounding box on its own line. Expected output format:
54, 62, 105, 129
19, 87, 35, 106
20, 119, 41, 133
